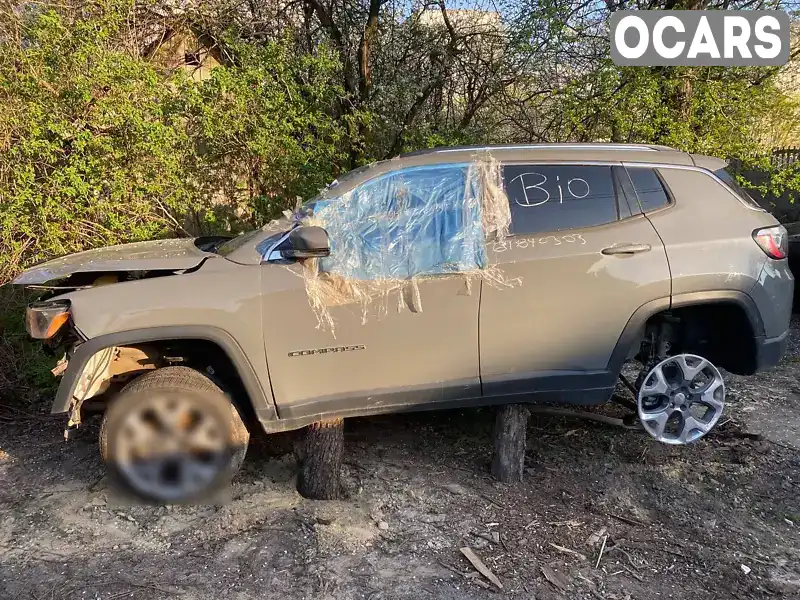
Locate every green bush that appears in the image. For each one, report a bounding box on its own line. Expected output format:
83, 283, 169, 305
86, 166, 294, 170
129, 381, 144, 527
179, 38, 350, 224
0, 287, 58, 401
1, 8, 191, 283
0, 6, 353, 285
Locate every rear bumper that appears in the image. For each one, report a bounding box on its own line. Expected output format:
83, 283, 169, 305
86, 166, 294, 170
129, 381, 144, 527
755, 329, 789, 372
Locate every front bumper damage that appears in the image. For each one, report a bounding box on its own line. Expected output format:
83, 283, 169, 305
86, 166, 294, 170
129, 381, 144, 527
54, 344, 159, 439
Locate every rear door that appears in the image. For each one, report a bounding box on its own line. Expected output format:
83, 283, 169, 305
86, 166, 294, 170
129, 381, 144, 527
479, 162, 671, 402
634, 164, 769, 297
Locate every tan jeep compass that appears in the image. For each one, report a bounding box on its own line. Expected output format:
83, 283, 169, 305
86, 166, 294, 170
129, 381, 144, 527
14, 143, 794, 503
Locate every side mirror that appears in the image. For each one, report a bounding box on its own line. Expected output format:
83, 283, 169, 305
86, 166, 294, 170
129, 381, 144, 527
280, 226, 330, 259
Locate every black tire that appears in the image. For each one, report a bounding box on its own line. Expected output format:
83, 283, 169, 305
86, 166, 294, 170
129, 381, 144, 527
99, 366, 249, 504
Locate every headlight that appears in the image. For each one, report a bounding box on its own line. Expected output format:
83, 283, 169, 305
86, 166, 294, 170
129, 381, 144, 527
25, 300, 71, 339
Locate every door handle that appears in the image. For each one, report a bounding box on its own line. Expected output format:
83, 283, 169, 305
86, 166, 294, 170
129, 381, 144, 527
601, 243, 652, 256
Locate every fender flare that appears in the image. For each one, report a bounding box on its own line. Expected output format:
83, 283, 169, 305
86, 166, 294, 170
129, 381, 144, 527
605, 290, 764, 376
52, 326, 278, 425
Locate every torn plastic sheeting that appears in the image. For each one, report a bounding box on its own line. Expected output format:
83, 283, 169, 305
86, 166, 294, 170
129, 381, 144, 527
315, 163, 485, 279
301, 153, 515, 333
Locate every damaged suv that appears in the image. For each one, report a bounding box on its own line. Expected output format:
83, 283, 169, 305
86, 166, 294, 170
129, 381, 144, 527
14, 143, 793, 503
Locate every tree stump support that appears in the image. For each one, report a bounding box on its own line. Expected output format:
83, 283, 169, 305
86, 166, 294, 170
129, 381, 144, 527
296, 417, 344, 500
491, 404, 529, 483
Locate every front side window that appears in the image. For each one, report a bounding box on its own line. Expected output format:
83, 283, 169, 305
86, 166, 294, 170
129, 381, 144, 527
503, 165, 619, 235
313, 164, 486, 280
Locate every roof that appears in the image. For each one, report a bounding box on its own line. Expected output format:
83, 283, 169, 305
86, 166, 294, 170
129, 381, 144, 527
326, 143, 718, 197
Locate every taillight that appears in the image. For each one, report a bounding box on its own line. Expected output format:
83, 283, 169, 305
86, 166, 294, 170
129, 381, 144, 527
25, 300, 71, 339
753, 226, 788, 259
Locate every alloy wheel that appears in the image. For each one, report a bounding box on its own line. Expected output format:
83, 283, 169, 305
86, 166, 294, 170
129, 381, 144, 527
637, 354, 725, 445
113, 393, 230, 501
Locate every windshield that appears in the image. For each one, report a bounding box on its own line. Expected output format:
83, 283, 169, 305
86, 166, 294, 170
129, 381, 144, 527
713, 167, 763, 210
215, 162, 385, 257
303, 162, 385, 208
216, 229, 264, 256
323, 163, 380, 194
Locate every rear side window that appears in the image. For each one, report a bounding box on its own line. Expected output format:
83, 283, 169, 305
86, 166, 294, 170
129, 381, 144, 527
713, 167, 764, 210
503, 165, 619, 235
626, 167, 671, 212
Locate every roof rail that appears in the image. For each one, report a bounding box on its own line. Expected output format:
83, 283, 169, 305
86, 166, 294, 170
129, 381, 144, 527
645, 144, 679, 151
401, 143, 679, 156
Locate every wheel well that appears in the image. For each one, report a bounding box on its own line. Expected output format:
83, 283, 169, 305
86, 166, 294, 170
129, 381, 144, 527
80, 338, 259, 429
638, 302, 757, 375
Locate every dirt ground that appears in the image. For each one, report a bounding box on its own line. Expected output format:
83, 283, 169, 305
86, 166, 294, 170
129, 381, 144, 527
1, 322, 799, 600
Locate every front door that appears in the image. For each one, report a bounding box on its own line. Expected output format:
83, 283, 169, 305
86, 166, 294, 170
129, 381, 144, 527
479, 163, 671, 403
261, 163, 482, 421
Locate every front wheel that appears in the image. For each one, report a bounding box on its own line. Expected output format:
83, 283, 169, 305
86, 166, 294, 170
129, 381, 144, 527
99, 366, 249, 504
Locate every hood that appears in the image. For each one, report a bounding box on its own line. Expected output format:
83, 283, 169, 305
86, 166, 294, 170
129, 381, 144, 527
12, 238, 217, 285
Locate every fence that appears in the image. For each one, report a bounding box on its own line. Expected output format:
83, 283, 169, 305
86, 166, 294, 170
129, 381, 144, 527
737, 146, 800, 222
772, 147, 800, 170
